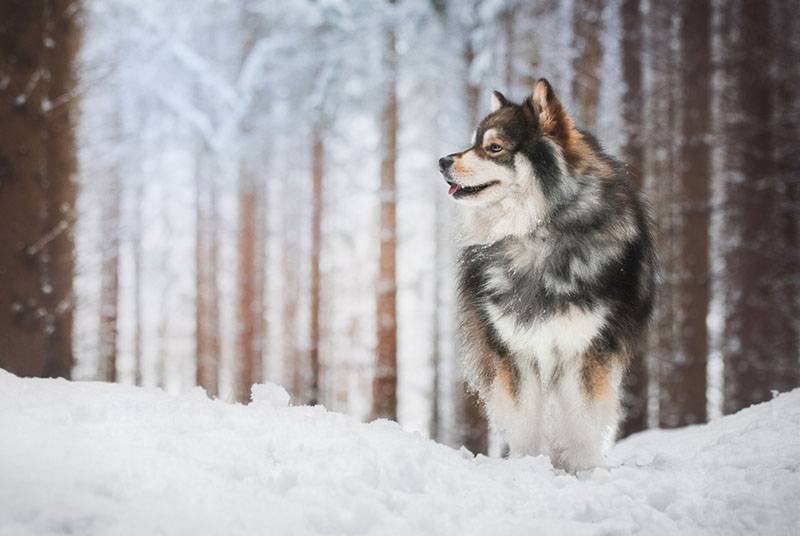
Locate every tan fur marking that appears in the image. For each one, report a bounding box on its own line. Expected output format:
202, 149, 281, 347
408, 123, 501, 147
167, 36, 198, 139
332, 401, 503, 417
581, 350, 626, 400
494, 365, 517, 404
563, 130, 613, 178
461, 306, 498, 391
454, 154, 468, 175
584, 360, 611, 399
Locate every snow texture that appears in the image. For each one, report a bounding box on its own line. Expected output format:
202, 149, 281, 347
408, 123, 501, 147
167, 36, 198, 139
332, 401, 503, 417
1, 370, 798, 536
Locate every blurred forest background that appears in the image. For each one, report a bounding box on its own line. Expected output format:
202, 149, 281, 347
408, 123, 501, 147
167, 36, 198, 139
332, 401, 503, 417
1, 0, 798, 454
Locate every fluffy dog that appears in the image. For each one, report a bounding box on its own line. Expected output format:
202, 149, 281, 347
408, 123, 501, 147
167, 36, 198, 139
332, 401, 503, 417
438, 79, 655, 472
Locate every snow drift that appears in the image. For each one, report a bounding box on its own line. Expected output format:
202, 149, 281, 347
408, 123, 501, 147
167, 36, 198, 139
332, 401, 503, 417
1, 370, 798, 536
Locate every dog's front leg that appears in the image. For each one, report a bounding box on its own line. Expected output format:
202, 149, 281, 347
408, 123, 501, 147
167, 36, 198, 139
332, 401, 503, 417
484, 368, 545, 458
549, 359, 622, 472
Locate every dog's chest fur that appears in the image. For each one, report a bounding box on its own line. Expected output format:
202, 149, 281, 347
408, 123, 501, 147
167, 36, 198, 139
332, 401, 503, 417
459, 229, 609, 386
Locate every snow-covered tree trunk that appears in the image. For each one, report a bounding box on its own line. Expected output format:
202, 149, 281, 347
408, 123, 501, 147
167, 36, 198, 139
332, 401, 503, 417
282, 190, 303, 403
234, 4, 269, 404
236, 163, 259, 403
132, 179, 144, 386
428, 0, 454, 444
97, 112, 121, 383
207, 176, 222, 393
372, 0, 399, 421
430, 188, 447, 441
0, 0, 80, 379
458, 16, 489, 454
194, 141, 218, 398
155, 158, 173, 390
253, 173, 267, 391
309, 120, 324, 406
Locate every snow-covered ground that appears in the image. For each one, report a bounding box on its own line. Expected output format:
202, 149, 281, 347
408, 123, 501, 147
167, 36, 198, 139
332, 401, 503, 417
1, 370, 798, 536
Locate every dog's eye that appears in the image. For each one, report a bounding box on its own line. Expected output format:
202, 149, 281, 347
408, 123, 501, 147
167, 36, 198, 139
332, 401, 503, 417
487, 143, 503, 153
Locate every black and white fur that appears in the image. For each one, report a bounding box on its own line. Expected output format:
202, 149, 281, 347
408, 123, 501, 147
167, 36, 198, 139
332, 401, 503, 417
438, 79, 655, 472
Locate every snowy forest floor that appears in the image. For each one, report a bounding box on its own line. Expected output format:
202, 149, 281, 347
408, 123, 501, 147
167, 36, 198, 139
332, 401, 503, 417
1, 371, 798, 536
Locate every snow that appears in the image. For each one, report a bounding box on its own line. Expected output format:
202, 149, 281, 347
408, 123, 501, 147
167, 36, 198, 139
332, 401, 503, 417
1, 370, 798, 536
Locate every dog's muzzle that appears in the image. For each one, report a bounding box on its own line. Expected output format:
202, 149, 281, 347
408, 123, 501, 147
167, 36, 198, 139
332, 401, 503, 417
438, 155, 454, 173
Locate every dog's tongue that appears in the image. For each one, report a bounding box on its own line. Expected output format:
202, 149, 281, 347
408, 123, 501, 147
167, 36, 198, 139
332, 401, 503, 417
448, 183, 461, 196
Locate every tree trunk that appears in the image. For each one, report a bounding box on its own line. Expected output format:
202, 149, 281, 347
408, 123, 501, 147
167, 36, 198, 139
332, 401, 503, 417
371, 0, 399, 421
236, 164, 258, 403
309, 121, 323, 406
667, 0, 712, 426
194, 151, 208, 391
282, 189, 303, 402
430, 312, 441, 440
234, 12, 268, 402
253, 170, 267, 389
0, 0, 79, 379
208, 177, 222, 394
132, 180, 143, 386
97, 125, 121, 383
617, 0, 647, 438
430, 191, 445, 442
721, 0, 800, 413
459, 28, 489, 455
772, 0, 800, 395
194, 146, 218, 397
156, 177, 172, 390
571, 0, 605, 129
463, 36, 480, 129
156, 283, 169, 390
501, 5, 515, 91
645, 0, 681, 428
429, 0, 456, 444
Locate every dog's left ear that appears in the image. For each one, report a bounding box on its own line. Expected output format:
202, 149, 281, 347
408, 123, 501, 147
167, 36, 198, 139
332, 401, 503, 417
490, 90, 509, 112
524, 78, 572, 143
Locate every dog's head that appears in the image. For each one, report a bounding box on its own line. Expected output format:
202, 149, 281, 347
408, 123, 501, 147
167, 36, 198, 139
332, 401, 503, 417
438, 78, 575, 207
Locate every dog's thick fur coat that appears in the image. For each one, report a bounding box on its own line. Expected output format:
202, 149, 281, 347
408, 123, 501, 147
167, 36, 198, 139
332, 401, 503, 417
439, 80, 655, 472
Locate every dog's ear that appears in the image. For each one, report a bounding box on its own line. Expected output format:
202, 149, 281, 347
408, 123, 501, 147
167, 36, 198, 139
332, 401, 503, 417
525, 78, 572, 142
490, 90, 509, 112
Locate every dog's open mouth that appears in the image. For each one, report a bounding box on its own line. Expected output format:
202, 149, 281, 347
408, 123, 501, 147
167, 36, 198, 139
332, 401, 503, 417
447, 180, 499, 198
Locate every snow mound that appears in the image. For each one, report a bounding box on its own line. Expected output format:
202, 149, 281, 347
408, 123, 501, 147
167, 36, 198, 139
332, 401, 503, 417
1, 370, 798, 536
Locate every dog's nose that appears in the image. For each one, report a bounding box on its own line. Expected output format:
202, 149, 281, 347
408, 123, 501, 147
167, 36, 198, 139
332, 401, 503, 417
438, 156, 454, 172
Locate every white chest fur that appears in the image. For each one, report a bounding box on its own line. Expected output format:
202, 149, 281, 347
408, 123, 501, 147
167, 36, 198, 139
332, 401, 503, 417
486, 303, 607, 383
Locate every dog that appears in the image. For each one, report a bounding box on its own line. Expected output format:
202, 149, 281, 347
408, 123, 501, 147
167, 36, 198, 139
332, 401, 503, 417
438, 79, 655, 472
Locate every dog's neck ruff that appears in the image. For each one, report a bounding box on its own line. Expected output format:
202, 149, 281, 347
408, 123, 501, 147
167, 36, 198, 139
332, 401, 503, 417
457, 188, 581, 247
458, 193, 547, 246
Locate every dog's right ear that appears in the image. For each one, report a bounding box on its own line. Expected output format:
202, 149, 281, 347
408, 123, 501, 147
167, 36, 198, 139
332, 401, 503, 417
525, 78, 572, 143
490, 90, 509, 112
